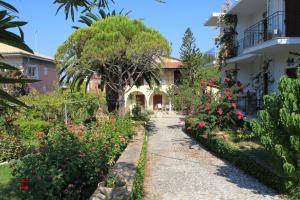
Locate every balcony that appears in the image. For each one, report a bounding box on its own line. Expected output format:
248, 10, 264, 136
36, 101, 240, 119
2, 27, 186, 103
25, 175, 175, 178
234, 11, 286, 56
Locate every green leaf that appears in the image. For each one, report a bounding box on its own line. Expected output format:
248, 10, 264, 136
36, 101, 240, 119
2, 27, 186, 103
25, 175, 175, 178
0, 62, 18, 70
0, 89, 27, 107
0, 78, 40, 84
0, 1, 18, 13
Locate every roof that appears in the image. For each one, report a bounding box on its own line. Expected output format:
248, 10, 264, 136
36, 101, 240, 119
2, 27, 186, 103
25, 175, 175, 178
204, 12, 223, 27
0, 43, 54, 63
161, 57, 182, 69
226, 0, 266, 16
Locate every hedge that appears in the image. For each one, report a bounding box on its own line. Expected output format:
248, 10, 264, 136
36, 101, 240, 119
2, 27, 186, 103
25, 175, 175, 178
187, 130, 288, 193
131, 133, 148, 200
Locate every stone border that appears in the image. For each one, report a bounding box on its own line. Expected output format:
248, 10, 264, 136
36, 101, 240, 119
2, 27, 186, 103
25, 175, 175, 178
90, 125, 145, 200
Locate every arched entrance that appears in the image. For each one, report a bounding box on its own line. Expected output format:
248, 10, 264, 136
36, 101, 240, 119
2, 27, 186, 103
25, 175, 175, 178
126, 91, 147, 111
149, 91, 170, 111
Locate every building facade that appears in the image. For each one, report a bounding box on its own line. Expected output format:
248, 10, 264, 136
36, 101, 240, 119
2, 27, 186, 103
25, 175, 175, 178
205, 0, 300, 114
0, 43, 57, 93
89, 57, 182, 112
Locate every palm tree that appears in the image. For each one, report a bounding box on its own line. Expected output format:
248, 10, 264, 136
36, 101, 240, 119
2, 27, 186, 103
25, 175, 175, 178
0, 1, 38, 107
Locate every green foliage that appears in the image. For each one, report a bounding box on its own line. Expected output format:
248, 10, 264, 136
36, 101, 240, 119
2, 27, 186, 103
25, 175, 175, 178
186, 131, 288, 193
10, 118, 133, 200
185, 77, 245, 135
131, 133, 148, 200
215, 14, 237, 68
251, 72, 300, 191
0, 132, 25, 162
180, 28, 202, 85
0, 1, 37, 108
131, 104, 150, 122
56, 16, 170, 116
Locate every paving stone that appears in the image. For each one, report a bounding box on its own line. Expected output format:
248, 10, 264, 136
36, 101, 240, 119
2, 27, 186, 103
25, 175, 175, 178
144, 116, 281, 200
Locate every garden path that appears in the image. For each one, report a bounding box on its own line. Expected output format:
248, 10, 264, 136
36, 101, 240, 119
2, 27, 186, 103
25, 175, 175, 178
144, 116, 281, 200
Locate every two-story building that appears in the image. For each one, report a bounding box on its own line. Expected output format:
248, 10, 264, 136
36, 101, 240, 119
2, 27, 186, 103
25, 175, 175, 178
0, 43, 57, 93
205, 0, 300, 114
89, 57, 182, 112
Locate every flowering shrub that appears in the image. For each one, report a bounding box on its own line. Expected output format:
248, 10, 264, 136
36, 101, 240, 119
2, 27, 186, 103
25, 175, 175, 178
185, 76, 245, 137
11, 117, 133, 200
0, 131, 25, 162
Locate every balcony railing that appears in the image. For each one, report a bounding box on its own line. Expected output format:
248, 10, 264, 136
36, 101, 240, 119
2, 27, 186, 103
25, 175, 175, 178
234, 11, 286, 56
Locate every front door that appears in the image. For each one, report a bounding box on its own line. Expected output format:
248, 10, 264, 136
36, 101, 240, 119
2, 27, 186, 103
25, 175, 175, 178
285, 0, 300, 37
136, 95, 145, 109
153, 95, 162, 110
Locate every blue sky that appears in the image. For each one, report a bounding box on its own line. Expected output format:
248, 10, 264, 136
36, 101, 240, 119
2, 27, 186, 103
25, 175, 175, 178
7, 0, 224, 58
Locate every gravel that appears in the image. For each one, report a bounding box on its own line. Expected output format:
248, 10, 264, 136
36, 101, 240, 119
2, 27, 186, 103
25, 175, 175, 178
144, 116, 281, 200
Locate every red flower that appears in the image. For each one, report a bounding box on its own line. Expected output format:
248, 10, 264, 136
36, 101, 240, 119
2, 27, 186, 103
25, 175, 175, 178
188, 113, 193, 117
207, 79, 215, 87
187, 126, 192, 131
217, 108, 224, 116
198, 104, 203, 110
224, 77, 231, 82
20, 178, 29, 190
231, 103, 237, 109
227, 96, 233, 101
205, 104, 212, 111
201, 133, 209, 139
120, 137, 126, 143
197, 122, 206, 128
187, 120, 193, 124
236, 111, 245, 121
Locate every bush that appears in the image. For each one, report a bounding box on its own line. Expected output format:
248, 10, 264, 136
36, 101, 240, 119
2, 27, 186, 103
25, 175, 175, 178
10, 117, 133, 200
131, 104, 150, 122
251, 72, 300, 192
131, 133, 148, 200
185, 76, 246, 137
0, 132, 25, 162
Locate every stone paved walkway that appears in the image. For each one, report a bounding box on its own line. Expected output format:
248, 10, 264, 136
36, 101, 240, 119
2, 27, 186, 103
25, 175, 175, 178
144, 116, 281, 200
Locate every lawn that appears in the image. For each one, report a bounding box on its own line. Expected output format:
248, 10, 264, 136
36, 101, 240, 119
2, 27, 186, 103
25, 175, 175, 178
0, 164, 12, 185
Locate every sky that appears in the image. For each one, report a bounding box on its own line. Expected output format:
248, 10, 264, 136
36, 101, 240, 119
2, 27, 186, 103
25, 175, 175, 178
6, 0, 225, 58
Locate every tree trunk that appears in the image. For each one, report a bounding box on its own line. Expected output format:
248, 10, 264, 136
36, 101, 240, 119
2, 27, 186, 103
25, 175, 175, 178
118, 90, 126, 117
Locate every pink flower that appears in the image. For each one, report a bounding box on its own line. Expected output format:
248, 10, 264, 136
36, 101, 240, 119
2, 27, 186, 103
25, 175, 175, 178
207, 79, 216, 87
188, 113, 193, 117
198, 104, 203, 110
120, 137, 126, 143
217, 108, 224, 116
224, 77, 231, 82
205, 104, 212, 111
231, 103, 237, 109
236, 111, 245, 121
187, 127, 192, 131
201, 133, 209, 139
197, 122, 206, 128
227, 96, 233, 101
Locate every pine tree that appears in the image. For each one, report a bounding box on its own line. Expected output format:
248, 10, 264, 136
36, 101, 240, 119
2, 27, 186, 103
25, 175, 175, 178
251, 69, 300, 191
179, 28, 202, 85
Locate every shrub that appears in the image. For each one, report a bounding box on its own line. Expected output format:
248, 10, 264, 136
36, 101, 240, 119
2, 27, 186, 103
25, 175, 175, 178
185, 77, 246, 136
132, 133, 148, 200
11, 118, 133, 200
251, 72, 300, 192
0, 132, 25, 162
131, 104, 150, 122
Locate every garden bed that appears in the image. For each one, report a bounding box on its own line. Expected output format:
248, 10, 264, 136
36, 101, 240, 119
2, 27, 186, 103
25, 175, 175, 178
90, 125, 147, 200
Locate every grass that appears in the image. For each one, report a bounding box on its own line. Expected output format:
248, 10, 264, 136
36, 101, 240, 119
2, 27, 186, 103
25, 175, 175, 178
0, 165, 13, 185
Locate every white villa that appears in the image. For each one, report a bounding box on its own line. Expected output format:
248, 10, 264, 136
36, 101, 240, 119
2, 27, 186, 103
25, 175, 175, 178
205, 0, 300, 114
89, 57, 182, 113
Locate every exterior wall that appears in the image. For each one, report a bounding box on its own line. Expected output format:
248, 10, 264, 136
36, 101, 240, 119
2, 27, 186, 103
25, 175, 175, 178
22, 57, 57, 93
125, 68, 178, 112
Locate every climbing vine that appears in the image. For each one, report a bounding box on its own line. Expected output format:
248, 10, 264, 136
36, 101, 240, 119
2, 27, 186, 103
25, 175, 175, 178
215, 14, 238, 68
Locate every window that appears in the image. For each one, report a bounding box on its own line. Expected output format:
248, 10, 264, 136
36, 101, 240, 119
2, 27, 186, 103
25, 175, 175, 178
27, 66, 39, 79
44, 67, 48, 76
174, 70, 182, 85
286, 68, 298, 79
